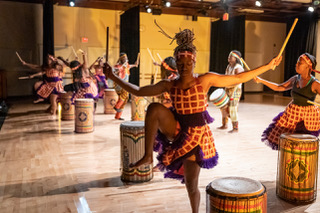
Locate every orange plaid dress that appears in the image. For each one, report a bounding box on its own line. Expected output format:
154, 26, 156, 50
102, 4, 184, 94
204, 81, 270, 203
262, 76, 320, 149
155, 78, 218, 182
36, 68, 64, 99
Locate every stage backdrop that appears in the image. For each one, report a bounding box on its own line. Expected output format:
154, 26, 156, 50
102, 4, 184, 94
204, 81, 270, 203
43, 0, 54, 66
209, 15, 245, 97
120, 6, 140, 86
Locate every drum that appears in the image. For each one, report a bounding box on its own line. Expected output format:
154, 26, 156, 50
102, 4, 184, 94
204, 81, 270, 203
60, 92, 74, 120
120, 121, 153, 182
103, 89, 118, 114
206, 177, 267, 213
209, 88, 229, 108
74, 98, 94, 133
131, 95, 148, 121
277, 133, 319, 203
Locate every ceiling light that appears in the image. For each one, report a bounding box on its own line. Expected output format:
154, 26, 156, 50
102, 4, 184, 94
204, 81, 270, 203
255, 1, 262, 7
308, 6, 315, 12
69, 0, 75, 7
165, 1, 171, 7
146, 7, 152, 13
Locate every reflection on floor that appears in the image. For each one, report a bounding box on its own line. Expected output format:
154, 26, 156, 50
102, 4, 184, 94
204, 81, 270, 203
0, 93, 319, 213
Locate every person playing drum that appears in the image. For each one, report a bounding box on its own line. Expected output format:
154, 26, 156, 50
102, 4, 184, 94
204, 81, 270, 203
255, 53, 320, 150
105, 29, 281, 213
218, 50, 244, 133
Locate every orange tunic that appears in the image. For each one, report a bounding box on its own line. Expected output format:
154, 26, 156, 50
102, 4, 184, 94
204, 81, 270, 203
156, 78, 218, 182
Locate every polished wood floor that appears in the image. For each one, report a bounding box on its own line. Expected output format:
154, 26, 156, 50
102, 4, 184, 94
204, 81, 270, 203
0, 93, 319, 213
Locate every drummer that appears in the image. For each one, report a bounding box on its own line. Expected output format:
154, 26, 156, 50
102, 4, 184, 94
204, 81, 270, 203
218, 50, 244, 133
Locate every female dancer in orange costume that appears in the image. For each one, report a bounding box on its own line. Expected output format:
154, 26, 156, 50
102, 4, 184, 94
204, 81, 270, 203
105, 29, 281, 213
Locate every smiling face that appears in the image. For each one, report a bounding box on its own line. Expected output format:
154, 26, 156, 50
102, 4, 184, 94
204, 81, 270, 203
296, 56, 310, 75
176, 55, 195, 77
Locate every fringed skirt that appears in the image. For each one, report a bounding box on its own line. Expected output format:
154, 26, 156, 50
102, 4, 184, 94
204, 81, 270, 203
262, 103, 320, 150
36, 79, 64, 99
155, 109, 218, 183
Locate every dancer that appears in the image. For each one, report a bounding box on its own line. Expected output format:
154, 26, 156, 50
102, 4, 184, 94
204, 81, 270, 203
60, 51, 98, 103
255, 53, 320, 150
218, 50, 244, 133
89, 56, 108, 98
105, 29, 281, 213
113, 53, 139, 120
153, 56, 178, 107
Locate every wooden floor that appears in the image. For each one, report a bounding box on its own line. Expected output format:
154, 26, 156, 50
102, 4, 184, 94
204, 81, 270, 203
0, 93, 320, 213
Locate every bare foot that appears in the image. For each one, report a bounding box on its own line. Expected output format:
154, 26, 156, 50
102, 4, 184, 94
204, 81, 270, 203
152, 166, 160, 172
217, 125, 228, 130
34, 98, 44, 104
228, 129, 238, 133
129, 156, 153, 168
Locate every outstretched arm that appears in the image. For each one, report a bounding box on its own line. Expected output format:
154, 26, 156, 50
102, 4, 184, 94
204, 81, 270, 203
201, 56, 282, 91
254, 75, 296, 91
105, 62, 169, 96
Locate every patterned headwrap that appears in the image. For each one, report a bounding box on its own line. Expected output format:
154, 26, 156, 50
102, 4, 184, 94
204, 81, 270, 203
162, 60, 177, 73
300, 53, 320, 74
229, 51, 243, 68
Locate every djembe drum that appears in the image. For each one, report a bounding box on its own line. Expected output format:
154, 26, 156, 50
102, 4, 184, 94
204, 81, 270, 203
131, 95, 148, 121
206, 177, 267, 213
60, 92, 74, 120
74, 98, 94, 133
120, 121, 153, 182
209, 88, 229, 109
277, 133, 319, 203
103, 89, 118, 114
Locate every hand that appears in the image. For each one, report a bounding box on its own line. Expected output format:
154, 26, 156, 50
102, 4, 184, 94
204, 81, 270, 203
268, 56, 282, 70
254, 76, 261, 83
103, 62, 113, 78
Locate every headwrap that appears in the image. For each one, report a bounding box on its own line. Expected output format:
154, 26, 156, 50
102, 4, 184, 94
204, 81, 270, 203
300, 54, 320, 74
229, 51, 243, 68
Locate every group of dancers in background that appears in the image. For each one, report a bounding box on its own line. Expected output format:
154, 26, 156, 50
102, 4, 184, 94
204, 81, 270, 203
17, 50, 139, 120
18, 27, 320, 213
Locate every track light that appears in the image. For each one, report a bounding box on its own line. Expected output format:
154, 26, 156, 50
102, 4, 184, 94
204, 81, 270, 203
308, 6, 315, 12
69, 0, 75, 7
255, 1, 262, 7
146, 6, 152, 13
165, 1, 171, 7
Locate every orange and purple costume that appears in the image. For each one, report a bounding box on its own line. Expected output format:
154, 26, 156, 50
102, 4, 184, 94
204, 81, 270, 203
36, 68, 64, 99
155, 78, 218, 182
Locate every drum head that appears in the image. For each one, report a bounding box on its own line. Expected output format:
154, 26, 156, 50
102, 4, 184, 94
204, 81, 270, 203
207, 177, 264, 197
280, 133, 318, 142
209, 89, 224, 101
105, 88, 115, 92
75, 98, 94, 103
120, 121, 145, 129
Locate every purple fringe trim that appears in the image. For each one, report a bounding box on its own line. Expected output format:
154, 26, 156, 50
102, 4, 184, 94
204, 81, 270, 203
261, 111, 320, 150
156, 146, 219, 183
261, 112, 284, 150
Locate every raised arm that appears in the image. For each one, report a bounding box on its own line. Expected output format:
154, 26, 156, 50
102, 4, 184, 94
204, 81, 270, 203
57, 56, 70, 67
254, 75, 296, 91
200, 56, 282, 91
89, 56, 101, 70
105, 62, 170, 96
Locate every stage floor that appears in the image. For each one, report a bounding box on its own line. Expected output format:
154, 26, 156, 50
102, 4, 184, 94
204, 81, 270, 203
0, 93, 319, 213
